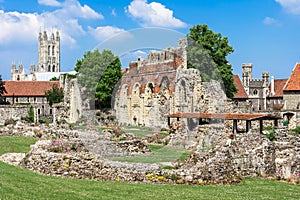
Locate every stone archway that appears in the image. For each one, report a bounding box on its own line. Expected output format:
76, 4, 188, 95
283, 112, 295, 129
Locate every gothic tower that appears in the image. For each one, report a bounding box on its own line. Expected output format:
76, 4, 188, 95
37, 30, 60, 72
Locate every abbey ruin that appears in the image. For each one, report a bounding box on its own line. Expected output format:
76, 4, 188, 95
114, 38, 226, 128
0, 30, 299, 187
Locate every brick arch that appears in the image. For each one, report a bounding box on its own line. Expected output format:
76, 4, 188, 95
132, 82, 141, 95
159, 76, 170, 93
120, 84, 129, 96
146, 81, 155, 93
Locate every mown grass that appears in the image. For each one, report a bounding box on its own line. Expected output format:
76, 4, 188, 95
123, 126, 155, 137
113, 145, 186, 164
1, 161, 300, 200
1, 136, 300, 200
0, 136, 37, 155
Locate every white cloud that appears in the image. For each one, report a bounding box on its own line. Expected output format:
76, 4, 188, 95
88, 26, 127, 42
127, 0, 187, 28
0, 10, 40, 44
275, 0, 300, 14
263, 17, 281, 25
123, 50, 147, 58
38, 0, 62, 7
0, 0, 103, 46
59, 0, 103, 19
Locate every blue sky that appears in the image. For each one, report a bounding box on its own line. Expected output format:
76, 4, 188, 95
1, 0, 300, 80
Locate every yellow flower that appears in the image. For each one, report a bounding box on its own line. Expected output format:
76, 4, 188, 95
158, 176, 164, 181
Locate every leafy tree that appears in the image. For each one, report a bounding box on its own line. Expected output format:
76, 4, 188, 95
0, 75, 7, 104
75, 49, 122, 109
187, 24, 237, 98
45, 84, 64, 107
50, 77, 59, 81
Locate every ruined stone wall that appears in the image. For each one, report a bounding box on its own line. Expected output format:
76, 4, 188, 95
0, 105, 30, 125
114, 39, 227, 129
283, 92, 300, 110
55, 76, 87, 124
115, 40, 186, 128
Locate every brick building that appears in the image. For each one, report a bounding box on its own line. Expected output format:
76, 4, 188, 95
283, 63, 300, 110
2, 81, 59, 116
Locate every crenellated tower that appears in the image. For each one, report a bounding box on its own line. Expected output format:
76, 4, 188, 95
37, 30, 60, 73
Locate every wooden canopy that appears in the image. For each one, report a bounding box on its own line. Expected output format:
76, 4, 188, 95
166, 112, 281, 133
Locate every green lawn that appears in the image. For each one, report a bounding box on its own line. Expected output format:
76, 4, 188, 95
113, 145, 186, 164
1, 136, 299, 200
123, 126, 155, 137
1, 162, 299, 200
0, 136, 37, 155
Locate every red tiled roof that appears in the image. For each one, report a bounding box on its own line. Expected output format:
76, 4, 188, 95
3, 81, 60, 97
166, 112, 281, 120
233, 75, 248, 99
269, 79, 287, 98
284, 63, 300, 91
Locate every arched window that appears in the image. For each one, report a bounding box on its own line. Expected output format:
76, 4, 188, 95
179, 79, 187, 102
253, 89, 258, 96
48, 65, 51, 72
52, 46, 55, 56
48, 46, 50, 55
133, 83, 140, 95
52, 65, 56, 72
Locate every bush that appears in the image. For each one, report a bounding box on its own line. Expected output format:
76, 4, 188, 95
263, 126, 276, 141
39, 117, 53, 125
292, 126, 300, 134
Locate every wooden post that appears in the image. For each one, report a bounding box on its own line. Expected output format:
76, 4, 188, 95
259, 120, 263, 134
274, 119, 278, 127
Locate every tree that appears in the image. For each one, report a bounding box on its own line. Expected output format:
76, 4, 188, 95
187, 24, 237, 98
75, 49, 122, 109
50, 77, 59, 81
0, 75, 7, 104
45, 84, 64, 107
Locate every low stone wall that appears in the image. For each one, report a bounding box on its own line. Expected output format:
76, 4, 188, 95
21, 140, 160, 182
168, 122, 300, 184
275, 129, 300, 180
0, 105, 30, 125
1, 121, 299, 185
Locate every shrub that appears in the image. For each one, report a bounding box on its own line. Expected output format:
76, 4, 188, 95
292, 126, 300, 134
263, 126, 276, 141
272, 104, 283, 110
39, 117, 53, 125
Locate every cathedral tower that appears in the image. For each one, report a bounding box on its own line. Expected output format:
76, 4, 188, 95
37, 30, 60, 72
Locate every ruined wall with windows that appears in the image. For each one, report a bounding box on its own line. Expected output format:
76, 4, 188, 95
114, 39, 226, 129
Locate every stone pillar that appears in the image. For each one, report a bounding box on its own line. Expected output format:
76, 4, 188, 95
34, 107, 39, 124
233, 120, 238, 134
246, 120, 252, 133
